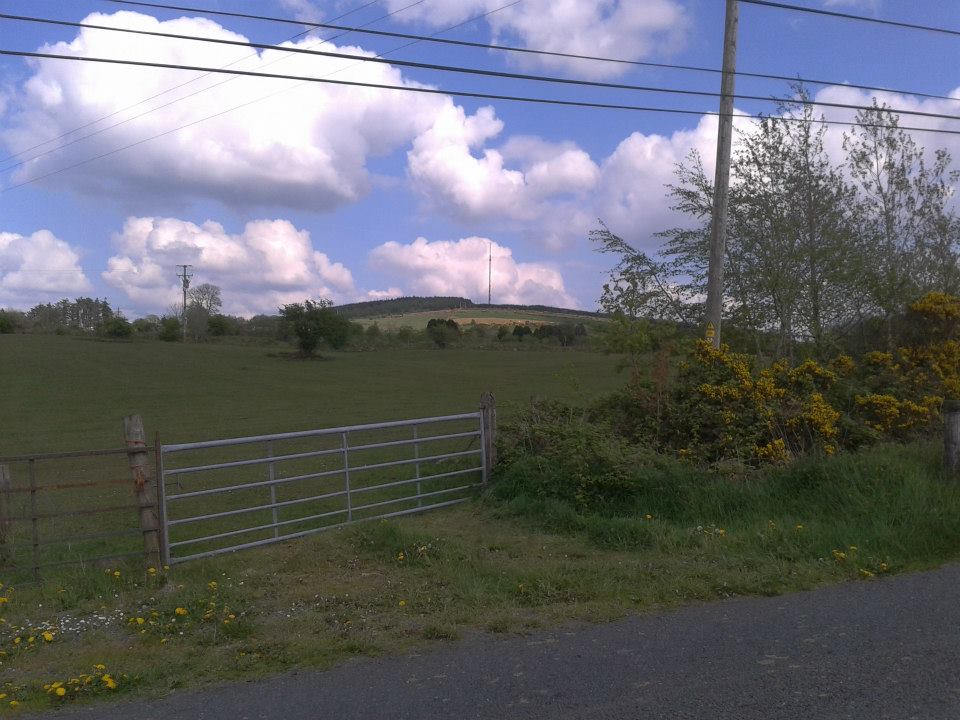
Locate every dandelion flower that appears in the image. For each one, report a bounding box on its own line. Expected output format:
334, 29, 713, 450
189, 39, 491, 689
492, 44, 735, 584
174, 607, 188, 616
398, 600, 406, 607
795, 524, 804, 531
136, 617, 145, 625
94, 664, 106, 670
859, 569, 875, 578
849, 545, 858, 552
208, 581, 218, 591
147, 567, 157, 575
9, 700, 18, 708
55, 687, 66, 697
42, 631, 54, 642
113, 571, 121, 578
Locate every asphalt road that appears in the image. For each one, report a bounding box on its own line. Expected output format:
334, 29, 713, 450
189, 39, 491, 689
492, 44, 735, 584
42, 563, 960, 720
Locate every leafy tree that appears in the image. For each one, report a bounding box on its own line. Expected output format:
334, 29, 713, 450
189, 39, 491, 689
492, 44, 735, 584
102, 316, 133, 338
844, 101, 960, 346
158, 316, 182, 342
512, 324, 532, 342
188, 283, 223, 315
397, 325, 415, 344
0, 310, 24, 335
131, 318, 156, 335
207, 314, 238, 336
426, 318, 461, 348
496, 325, 509, 341
279, 299, 351, 356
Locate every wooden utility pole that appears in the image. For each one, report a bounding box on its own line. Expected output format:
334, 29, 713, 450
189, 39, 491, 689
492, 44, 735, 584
177, 264, 192, 341
705, 0, 740, 347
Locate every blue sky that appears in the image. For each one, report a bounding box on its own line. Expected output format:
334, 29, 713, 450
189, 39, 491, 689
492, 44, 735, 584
1, 0, 959, 317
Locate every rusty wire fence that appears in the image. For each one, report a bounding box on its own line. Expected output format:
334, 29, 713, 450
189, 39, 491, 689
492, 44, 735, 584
0, 447, 156, 583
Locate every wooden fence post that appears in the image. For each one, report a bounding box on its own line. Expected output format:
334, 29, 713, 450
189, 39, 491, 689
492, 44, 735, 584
946, 399, 960, 476
124, 415, 161, 568
480, 392, 497, 482
0, 465, 10, 561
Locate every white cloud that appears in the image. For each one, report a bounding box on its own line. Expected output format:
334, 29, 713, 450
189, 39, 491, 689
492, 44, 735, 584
368, 236, 578, 307
822, 0, 881, 10
382, 0, 689, 79
102, 216, 355, 316
2, 11, 449, 210
0, 229, 92, 307
407, 104, 599, 225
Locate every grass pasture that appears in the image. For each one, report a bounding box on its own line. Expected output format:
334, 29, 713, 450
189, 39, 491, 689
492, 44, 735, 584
352, 306, 604, 331
2, 333, 960, 713
0, 334, 623, 581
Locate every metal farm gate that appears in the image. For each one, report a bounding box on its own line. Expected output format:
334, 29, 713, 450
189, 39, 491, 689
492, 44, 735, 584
158, 406, 494, 565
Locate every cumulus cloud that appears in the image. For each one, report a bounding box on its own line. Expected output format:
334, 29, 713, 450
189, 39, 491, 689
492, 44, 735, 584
407, 104, 598, 225
102, 216, 355, 316
382, 0, 689, 79
0, 229, 91, 307
2, 10, 449, 210
368, 236, 577, 307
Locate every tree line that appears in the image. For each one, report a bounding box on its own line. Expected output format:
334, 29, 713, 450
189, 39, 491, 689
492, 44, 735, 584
595, 87, 960, 359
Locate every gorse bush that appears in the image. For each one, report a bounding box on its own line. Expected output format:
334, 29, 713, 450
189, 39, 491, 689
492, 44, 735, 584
591, 291, 960, 466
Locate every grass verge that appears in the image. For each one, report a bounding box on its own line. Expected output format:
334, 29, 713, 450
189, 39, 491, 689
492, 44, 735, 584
1, 441, 958, 713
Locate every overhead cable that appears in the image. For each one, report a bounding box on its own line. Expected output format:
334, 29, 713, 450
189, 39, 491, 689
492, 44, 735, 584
92, 0, 960, 106
3, 13, 959, 128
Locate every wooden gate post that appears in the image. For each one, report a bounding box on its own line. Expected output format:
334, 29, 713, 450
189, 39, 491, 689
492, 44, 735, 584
946, 399, 960, 477
480, 392, 497, 482
124, 415, 161, 568
0, 465, 10, 561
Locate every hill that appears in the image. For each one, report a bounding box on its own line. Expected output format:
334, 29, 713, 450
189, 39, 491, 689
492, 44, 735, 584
334, 296, 605, 325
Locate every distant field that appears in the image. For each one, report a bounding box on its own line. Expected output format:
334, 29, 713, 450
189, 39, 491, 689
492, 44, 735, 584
0, 335, 624, 454
353, 306, 606, 331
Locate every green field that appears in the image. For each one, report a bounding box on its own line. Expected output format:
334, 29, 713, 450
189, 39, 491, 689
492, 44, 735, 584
352, 306, 604, 331
0, 334, 623, 454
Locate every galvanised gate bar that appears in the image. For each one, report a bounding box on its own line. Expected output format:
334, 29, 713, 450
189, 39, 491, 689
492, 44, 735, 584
158, 411, 489, 564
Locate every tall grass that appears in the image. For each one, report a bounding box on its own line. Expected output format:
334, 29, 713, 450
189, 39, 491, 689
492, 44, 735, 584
489, 441, 960, 573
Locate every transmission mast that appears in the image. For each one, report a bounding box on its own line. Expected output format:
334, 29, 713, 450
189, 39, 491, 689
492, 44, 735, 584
177, 264, 192, 341
487, 242, 492, 306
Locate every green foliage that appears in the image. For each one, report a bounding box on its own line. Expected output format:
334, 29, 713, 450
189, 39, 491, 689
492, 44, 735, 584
207, 314, 237, 336
279, 300, 351, 356
158, 316, 182, 342
131, 318, 156, 335
101, 317, 132, 339
0, 311, 19, 334
511, 324, 532, 342
425, 318, 461, 348
496, 325, 509, 341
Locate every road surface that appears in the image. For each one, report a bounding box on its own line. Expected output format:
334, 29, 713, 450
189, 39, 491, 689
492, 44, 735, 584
42, 563, 960, 719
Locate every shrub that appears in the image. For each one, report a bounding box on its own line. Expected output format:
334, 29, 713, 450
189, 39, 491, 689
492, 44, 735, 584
158, 316, 182, 342
131, 318, 156, 335
0, 312, 16, 334
101, 316, 132, 338
279, 300, 351, 356
426, 318, 460, 348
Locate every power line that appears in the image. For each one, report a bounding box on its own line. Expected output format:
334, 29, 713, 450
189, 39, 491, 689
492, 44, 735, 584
738, 0, 960, 39
1, 49, 959, 195
0, 0, 383, 165
0, 1, 518, 174
3, 13, 960, 130
97, 0, 960, 106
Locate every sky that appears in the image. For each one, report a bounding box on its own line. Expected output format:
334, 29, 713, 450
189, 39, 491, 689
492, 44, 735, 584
1, 0, 959, 318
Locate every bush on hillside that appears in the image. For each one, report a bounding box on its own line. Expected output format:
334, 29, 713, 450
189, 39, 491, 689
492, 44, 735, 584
426, 318, 460, 348
101, 316, 133, 338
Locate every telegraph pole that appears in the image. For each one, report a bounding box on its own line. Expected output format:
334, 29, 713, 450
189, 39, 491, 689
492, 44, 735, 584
177, 264, 192, 341
705, 0, 739, 347
488, 242, 492, 306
